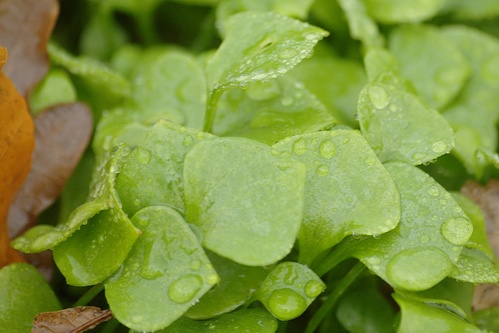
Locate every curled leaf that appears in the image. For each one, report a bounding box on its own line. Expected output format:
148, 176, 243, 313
33, 306, 112, 333
0, 0, 59, 96
0, 47, 34, 267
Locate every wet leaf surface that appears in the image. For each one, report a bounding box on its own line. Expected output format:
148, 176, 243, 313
32, 306, 112, 333
0, 47, 35, 267
0, 0, 59, 96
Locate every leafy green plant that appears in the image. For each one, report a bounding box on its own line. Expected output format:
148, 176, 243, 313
3, 0, 499, 332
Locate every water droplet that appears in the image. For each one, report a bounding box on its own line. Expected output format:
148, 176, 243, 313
134, 216, 149, 228
284, 265, 298, 285
305, 33, 317, 41
277, 67, 287, 74
386, 247, 452, 291
168, 274, 203, 304
412, 152, 428, 163
136, 148, 151, 165
419, 235, 430, 244
280, 48, 298, 59
366, 256, 381, 265
345, 196, 353, 203
365, 155, 377, 165
97, 235, 105, 245
304, 280, 324, 298
316, 164, 330, 176
206, 273, 219, 285
432, 141, 448, 154
190, 259, 202, 271
367, 85, 390, 109
427, 185, 440, 197
182, 136, 194, 147
319, 140, 336, 159
267, 288, 307, 321
441, 217, 473, 245
292, 138, 307, 155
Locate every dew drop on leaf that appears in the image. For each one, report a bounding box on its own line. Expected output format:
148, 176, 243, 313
304, 280, 324, 298
367, 85, 390, 109
136, 147, 152, 165
182, 135, 194, 147
279, 49, 299, 59
190, 259, 202, 271
427, 185, 440, 197
440, 217, 473, 245
267, 288, 307, 321
168, 274, 203, 304
316, 164, 330, 176
291, 137, 307, 155
386, 247, 453, 291
431, 141, 448, 154
318, 140, 336, 159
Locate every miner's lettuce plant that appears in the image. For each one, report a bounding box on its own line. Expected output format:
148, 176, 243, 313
4, 0, 499, 332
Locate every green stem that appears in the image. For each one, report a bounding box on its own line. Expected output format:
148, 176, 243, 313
203, 88, 224, 133
72, 283, 105, 307
311, 241, 353, 277
304, 262, 366, 333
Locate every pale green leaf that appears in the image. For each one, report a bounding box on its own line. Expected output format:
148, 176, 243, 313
362, 0, 445, 24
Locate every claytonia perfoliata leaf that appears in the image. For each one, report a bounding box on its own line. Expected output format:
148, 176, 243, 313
184, 137, 306, 266
362, 0, 445, 24
358, 51, 455, 165
347, 162, 473, 291
288, 55, 367, 127
255, 262, 325, 321
443, 0, 499, 19
206, 11, 328, 91
273, 130, 400, 265
12, 146, 138, 254
337, 0, 384, 48
474, 307, 499, 332
29, 68, 77, 114
440, 26, 499, 178
393, 294, 482, 333
450, 248, 499, 284
116, 120, 214, 216
48, 42, 130, 99
213, 76, 335, 145
388, 25, 470, 110
216, 0, 315, 36
0, 264, 61, 333
186, 251, 270, 319
160, 308, 278, 333
105, 206, 219, 332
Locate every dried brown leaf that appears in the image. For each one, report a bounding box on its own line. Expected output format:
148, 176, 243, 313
32, 306, 113, 333
0, 47, 35, 267
0, 0, 59, 96
461, 180, 499, 311
8, 103, 93, 239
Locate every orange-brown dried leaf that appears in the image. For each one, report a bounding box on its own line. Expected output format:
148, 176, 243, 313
8, 103, 93, 239
32, 306, 113, 333
461, 180, 499, 311
0, 47, 35, 267
0, 0, 59, 96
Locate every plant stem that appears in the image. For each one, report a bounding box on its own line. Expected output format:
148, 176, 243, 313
311, 241, 353, 277
304, 261, 366, 333
203, 88, 224, 133
72, 283, 105, 307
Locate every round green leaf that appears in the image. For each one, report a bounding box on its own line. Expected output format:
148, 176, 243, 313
184, 137, 306, 266
0, 264, 61, 332
273, 130, 400, 264
105, 206, 219, 332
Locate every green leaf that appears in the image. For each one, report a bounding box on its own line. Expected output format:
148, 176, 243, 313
349, 162, 473, 291
184, 137, 306, 266
357, 67, 455, 165
393, 294, 482, 333
450, 248, 499, 284
0, 264, 61, 333
213, 76, 335, 145
337, 0, 384, 48
256, 262, 325, 321
186, 251, 270, 319
288, 54, 367, 127
116, 120, 214, 216
336, 284, 396, 333
395, 278, 474, 321
29, 68, 77, 114
443, 0, 499, 19
441, 26, 499, 177
12, 146, 137, 254
48, 42, 130, 99
474, 307, 499, 332
272, 130, 400, 264
451, 192, 495, 259
206, 11, 328, 91
159, 308, 278, 333
388, 25, 470, 110
362, 0, 446, 24
105, 206, 219, 332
